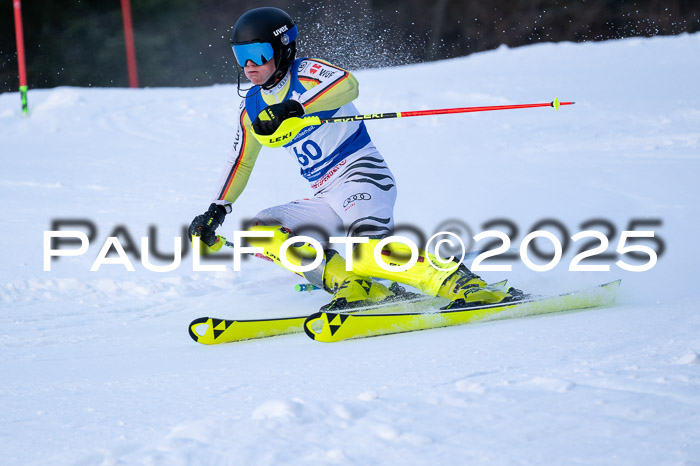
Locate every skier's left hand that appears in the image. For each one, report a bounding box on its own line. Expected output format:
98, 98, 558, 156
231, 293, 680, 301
188, 203, 228, 247
252, 100, 305, 136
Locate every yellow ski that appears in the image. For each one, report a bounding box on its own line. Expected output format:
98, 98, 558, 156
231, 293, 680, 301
303, 280, 621, 343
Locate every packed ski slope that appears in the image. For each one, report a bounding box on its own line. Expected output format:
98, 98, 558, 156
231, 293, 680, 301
1, 33, 699, 465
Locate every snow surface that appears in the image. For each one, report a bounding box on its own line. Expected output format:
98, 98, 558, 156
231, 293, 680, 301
1, 34, 700, 465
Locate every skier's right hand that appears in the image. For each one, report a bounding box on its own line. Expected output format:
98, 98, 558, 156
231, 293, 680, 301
252, 99, 305, 136
188, 203, 228, 247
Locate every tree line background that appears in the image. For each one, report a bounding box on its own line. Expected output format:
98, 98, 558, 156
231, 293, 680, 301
1, 0, 698, 92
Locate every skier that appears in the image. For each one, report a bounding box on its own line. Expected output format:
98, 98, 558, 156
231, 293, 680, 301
189, 7, 520, 310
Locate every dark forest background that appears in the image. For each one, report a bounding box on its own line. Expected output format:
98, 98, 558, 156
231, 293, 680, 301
1, 0, 698, 92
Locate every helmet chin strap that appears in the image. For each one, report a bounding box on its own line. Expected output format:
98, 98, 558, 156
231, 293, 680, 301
261, 53, 287, 90
236, 69, 262, 99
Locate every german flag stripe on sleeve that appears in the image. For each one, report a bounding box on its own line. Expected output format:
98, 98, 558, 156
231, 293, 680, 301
297, 59, 353, 107
217, 108, 248, 200
299, 76, 322, 86
303, 69, 349, 106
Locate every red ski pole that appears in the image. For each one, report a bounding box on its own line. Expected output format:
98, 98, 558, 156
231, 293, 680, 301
320, 99, 574, 124
254, 99, 575, 147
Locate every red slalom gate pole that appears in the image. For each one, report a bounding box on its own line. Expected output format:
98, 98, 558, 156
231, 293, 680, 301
120, 0, 139, 88
12, 0, 29, 115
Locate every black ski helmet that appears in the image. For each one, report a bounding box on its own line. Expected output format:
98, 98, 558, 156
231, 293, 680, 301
231, 7, 298, 88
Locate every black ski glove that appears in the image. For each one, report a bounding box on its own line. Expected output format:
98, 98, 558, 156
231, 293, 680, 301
252, 100, 305, 136
188, 203, 228, 247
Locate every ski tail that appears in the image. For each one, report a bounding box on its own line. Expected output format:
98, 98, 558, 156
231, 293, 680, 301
189, 315, 307, 345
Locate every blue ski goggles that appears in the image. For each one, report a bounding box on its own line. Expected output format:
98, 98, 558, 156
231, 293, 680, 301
232, 42, 274, 67
231, 25, 298, 66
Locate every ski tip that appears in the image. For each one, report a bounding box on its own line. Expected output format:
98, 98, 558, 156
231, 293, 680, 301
598, 279, 621, 288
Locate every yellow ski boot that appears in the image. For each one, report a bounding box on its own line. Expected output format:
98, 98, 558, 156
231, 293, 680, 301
348, 238, 524, 309
321, 250, 395, 311
437, 264, 519, 309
